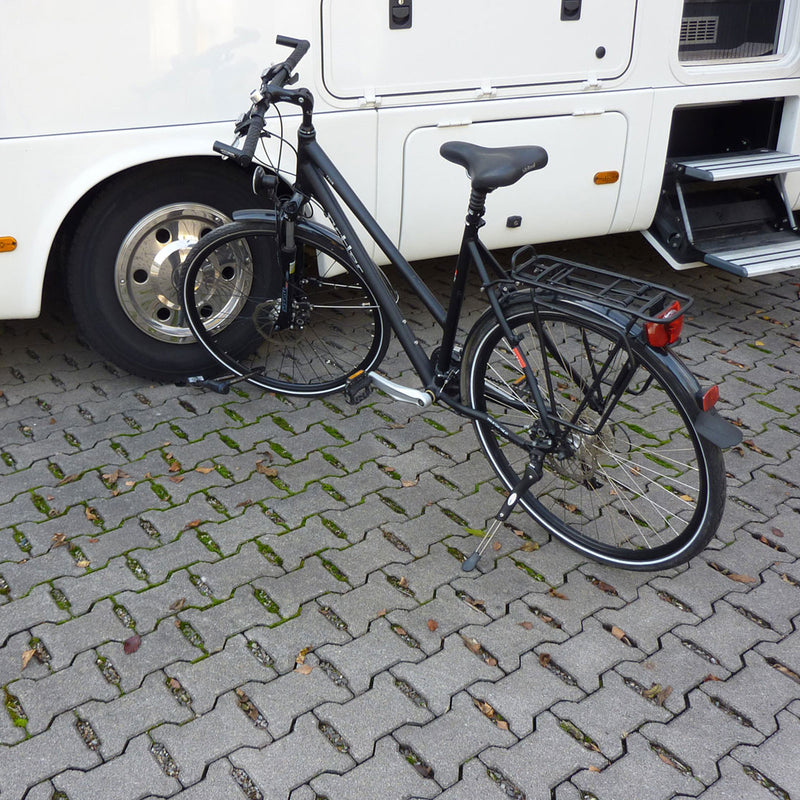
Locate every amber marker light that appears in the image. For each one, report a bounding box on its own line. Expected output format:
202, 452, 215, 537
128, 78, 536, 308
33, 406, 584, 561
594, 171, 620, 185
0, 237, 17, 253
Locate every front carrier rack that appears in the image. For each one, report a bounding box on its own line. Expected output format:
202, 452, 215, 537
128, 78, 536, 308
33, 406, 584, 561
510, 246, 693, 324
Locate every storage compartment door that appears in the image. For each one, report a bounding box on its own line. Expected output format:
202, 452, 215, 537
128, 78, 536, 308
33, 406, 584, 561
399, 113, 628, 260
321, 0, 637, 99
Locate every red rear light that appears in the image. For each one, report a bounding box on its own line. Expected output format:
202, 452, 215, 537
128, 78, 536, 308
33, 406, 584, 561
646, 301, 683, 347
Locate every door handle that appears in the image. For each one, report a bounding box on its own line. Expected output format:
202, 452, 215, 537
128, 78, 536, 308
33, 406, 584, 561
561, 0, 582, 20
390, 0, 412, 29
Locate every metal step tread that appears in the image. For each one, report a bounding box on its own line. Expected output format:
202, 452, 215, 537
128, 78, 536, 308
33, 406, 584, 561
704, 238, 800, 276
674, 150, 800, 181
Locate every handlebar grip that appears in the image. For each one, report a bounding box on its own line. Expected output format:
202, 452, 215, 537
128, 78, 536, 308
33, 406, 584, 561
275, 36, 310, 78
238, 110, 265, 165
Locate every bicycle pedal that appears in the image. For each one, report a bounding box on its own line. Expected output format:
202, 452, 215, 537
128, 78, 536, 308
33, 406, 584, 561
343, 370, 372, 405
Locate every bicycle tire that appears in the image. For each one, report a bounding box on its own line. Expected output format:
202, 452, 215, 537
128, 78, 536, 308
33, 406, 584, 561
182, 217, 390, 396
461, 295, 726, 570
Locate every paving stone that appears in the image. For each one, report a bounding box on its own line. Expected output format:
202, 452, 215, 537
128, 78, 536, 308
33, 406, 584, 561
158, 757, 244, 800
551, 670, 673, 760
29, 598, 123, 670
756, 617, 800, 675
672, 598, 781, 672
730, 708, 800, 799
230, 711, 355, 796
649, 560, 751, 620
595, 585, 702, 655
309, 734, 442, 799
315, 672, 434, 762
0, 711, 102, 800
470, 649, 585, 738
167, 634, 277, 716
11, 649, 119, 736
394, 690, 516, 788
730, 567, 800, 635
699, 650, 799, 737
52, 731, 182, 800
155, 690, 271, 785
480, 711, 607, 799
0, 583, 70, 648
386, 584, 492, 655
240, 656, 352, 739
615, 631, 730, 715
390, 630, 503, 715
640, 686, 764, 785
315, 615, 427, 695
79, 670, 195, 759
570, 730, 703, 799
690, 754, 785, 800
532, 616, 647, 693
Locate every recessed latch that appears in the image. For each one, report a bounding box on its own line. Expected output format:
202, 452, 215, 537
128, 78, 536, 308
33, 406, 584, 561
561, 0, 582, 20
390, 0, 412, 29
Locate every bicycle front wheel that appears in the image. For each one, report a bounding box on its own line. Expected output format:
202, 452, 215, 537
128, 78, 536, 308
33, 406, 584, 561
182, 218, 390, 396
462, 297, 726, 570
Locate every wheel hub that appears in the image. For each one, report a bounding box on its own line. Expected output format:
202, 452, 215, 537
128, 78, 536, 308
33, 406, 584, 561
115, 203, 245, 344
551, 416, 618, 483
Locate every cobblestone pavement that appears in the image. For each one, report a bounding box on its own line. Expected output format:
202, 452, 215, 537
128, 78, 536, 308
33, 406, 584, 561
1, 233, 799, 800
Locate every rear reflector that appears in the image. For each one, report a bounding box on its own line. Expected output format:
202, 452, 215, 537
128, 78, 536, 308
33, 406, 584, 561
645, 301, 683, 347
702, 385, 720, 411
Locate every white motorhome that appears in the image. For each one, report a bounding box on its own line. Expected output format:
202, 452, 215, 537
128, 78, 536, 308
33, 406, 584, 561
2, 0, 799, 379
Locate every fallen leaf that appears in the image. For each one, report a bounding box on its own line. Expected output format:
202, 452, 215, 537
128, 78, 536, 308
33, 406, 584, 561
462, 636, 482, 655
609, 625, 633, 645
168, 677, 182, 690
168, 475, 185, 483
411, 762, 434, 779
123, 634, 142, 654
703, 674, 723, 682
548, 587, 568, 600
519, 621, 534, 631
21, 649, 37, 670
486, 656, 498, 667
492, 541, 502, 551
394, 626, 408, 637
589, 765, 602, 773
512, 529, 525, 537
168, 462, 181, 473
169, 598, 187, 612
256, 461, 278, 477
52, 532, 67, 548
85, 507, 98, 522
88, 537, 99, 544
727, 572, 757, 584
295, 646, 312, 665
538, 653, 552, 668
592, 579, 618, 595
184, 520, 202, 530
398, 576, 409, 588
521, 541, 539, 552
427, 619, 439, 632
75, 560, 91, 569
195, 467, 214, 474
295, 663, 313, 675
773, 663, 800, 682
401, 479, 418, 488
496, 720, 509, 730
57, 474, 81, 486
102, 469, 128, 485
771, 527, 785, 538
377, 609, 387, 617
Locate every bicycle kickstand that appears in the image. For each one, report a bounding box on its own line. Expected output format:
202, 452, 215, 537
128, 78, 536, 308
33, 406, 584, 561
462, 456, 544, 572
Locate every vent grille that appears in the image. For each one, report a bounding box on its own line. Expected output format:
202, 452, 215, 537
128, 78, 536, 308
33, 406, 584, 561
680, 15, 719, 45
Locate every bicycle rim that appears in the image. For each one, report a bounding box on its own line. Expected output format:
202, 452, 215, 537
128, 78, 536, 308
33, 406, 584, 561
183, 220, 389, 396
463, 301, 724, 569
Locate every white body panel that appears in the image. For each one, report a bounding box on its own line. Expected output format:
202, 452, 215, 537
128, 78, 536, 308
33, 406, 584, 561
2, 0, 800, 322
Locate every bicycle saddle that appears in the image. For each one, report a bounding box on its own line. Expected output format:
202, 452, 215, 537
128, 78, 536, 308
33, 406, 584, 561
440, 141, 548, 192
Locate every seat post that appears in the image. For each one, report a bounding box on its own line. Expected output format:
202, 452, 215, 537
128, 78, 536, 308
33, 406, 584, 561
466, 187, 489, 230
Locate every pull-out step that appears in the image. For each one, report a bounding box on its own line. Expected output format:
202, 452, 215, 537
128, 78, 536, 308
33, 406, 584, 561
674, 150, 800, 182
704, 238, 800, 277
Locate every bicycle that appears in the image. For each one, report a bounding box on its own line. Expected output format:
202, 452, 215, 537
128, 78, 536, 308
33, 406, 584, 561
181, 36, 742, 572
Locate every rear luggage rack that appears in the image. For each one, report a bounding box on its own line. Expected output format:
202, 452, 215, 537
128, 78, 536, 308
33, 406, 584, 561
511, 247, 693, 323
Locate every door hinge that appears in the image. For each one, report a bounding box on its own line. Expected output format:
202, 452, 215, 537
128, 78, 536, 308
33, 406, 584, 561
360, 88, 381, 108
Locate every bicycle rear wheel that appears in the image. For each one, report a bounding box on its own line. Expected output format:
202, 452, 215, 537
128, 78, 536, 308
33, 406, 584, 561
182, 218, 390, 396
461, 296, 726, 570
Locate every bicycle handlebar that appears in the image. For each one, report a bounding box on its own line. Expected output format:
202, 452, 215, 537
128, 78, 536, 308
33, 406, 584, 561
213, 35, 310, 167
